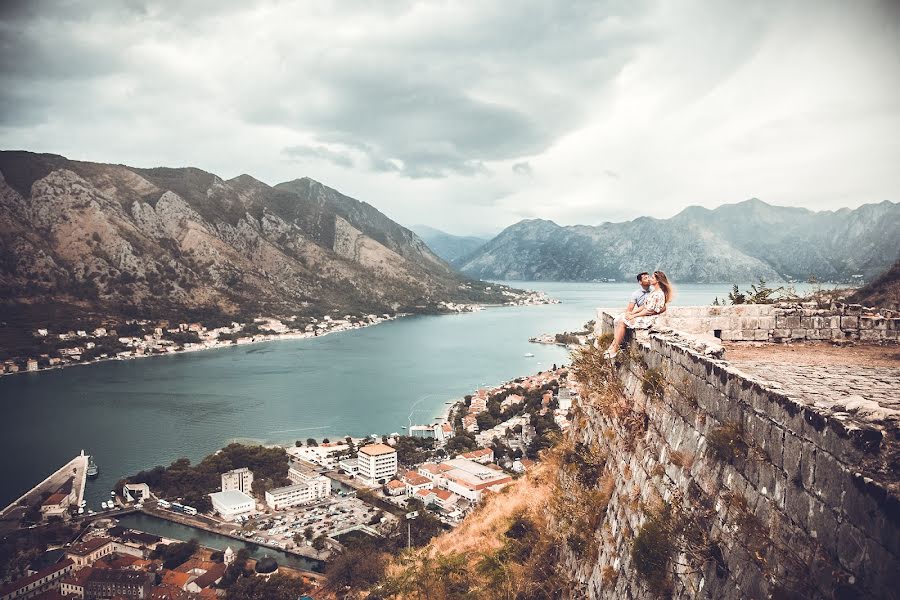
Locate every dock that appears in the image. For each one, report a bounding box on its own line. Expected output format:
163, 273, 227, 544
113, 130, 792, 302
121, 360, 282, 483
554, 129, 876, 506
0, 451, 89, 527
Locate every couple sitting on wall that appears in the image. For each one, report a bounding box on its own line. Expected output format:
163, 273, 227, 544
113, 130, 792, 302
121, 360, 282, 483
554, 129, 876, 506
604, 271, 674, 359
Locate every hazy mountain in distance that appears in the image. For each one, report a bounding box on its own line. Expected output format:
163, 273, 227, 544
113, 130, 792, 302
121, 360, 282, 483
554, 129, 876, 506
0, 151, 510, 332
408, 224, 490, 265
457, 199, 899, 283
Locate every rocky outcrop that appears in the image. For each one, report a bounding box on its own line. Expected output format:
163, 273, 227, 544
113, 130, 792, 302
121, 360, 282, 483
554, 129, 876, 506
457, 199, 900, 282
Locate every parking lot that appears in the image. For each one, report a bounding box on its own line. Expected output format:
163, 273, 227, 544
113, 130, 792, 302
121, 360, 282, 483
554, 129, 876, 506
235, 495, 397, 551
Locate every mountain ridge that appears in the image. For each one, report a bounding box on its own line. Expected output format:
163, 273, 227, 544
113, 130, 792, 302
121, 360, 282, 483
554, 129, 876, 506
457, 199, 900, 282
0, 151, 508, 337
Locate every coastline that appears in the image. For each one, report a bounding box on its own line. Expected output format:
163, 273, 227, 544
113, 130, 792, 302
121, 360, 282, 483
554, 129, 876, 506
0, 313, 405, 379
0, 291, 558, 379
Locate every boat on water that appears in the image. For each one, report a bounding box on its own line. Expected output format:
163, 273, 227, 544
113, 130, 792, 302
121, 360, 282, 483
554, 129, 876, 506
524, 352, 535, 357
86, 457, 99, 478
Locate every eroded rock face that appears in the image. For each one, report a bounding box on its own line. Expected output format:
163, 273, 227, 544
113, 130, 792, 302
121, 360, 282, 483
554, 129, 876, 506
0, 151, 490, 323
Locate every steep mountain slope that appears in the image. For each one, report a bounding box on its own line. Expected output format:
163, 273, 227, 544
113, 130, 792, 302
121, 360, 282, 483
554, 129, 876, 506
0, 151, 503, 331
458, 199, 900, 282
408, 224, 489, 264
848, 259, 900, 309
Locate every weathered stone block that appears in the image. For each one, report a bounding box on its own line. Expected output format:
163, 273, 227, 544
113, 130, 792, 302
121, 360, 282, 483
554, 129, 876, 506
752, 329, 769, 341
859, 329, 885, 341
859, 317, 876, 330
808, 496, 840, 555
835, 521, 868, 572
827, 316, 842, 329
840, 315, 859, 328
758, 316, 776, 330
790, 329, 808, 339
785, 482, 812, 531
771, 328, 791, 340
812, 450, 845, 502
776, 315, 802, 328
740, 317, 759, 329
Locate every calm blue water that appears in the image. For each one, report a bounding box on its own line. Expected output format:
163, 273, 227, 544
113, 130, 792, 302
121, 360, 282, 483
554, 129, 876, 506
0, 282, 800, 510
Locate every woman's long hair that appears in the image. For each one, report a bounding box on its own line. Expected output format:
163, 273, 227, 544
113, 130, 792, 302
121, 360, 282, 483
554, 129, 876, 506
654, 270, 674, 303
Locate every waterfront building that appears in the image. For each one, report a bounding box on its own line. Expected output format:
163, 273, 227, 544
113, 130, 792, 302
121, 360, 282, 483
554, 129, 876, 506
220, 468, 253, 494
558, 387, 574, 411
84, 568, 154, 599
40, 493, 70, 520
264, 483, 318, 510
357, 444, 398, 486
123, 483, 151, 503
66, 537, 116, 569
338, 457, 358, 475
287, 461, 330, 499
26, 359, 38, 372
209, 490, 255, 521
0, 558, 74, 600
289, 443, 350, 469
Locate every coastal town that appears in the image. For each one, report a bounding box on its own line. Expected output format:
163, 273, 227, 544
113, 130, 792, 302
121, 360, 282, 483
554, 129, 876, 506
0, 366, 576, 599
0, 289, 557, 377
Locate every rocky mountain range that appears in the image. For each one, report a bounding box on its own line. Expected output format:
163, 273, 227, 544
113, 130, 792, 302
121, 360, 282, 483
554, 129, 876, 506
456, 199, 900, 283
0, 151, 507, 334
408, 224, 489, 264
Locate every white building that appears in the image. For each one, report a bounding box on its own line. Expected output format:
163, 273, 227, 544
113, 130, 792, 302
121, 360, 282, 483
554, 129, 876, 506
122, 483, 150, 503
209, 490, 256, 521
288, 443, 350, 469
357, 444, 398, 486
338, 458, 359, 475
221, 468, 254, 494
287, 460, 331, 500
265, 483, 319, 510
423, 458, 512, 503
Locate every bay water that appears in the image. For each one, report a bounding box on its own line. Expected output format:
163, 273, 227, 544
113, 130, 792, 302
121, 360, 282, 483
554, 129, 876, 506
0, 282, 802, 510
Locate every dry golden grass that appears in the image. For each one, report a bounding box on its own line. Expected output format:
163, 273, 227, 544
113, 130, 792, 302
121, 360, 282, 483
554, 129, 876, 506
426, 462, 554, 558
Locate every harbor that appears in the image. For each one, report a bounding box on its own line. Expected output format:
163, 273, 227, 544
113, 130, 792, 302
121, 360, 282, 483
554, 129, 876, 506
0, 451, 88, 533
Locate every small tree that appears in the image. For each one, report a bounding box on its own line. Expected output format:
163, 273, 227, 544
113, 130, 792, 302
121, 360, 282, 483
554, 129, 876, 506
306, 438, 318, 447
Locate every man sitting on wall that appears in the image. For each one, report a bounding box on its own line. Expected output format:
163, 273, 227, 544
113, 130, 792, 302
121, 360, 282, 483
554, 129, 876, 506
627, 272, 653, 313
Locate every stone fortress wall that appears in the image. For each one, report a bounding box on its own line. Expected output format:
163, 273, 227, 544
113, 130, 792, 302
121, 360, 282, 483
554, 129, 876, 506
651, 303, 899, 343
562, 308, 899, 599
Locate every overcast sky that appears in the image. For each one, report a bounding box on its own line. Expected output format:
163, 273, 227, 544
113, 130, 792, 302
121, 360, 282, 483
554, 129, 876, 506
2, 1, 898, 236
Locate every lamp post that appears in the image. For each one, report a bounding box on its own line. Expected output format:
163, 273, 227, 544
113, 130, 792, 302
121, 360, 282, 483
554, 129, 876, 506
405, 511, 418, 550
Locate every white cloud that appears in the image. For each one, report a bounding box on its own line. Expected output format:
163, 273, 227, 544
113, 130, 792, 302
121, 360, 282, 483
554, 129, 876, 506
1, 0, 897, 235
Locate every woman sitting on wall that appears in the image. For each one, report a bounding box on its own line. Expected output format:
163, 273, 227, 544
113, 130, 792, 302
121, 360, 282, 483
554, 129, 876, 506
604, 270, 674, 359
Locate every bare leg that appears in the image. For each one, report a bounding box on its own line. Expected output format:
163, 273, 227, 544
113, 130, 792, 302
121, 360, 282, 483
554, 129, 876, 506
606, 320, 628, 355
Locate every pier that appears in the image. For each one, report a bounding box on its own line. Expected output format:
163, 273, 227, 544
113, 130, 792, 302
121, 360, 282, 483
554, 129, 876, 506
0, 451, 88, 530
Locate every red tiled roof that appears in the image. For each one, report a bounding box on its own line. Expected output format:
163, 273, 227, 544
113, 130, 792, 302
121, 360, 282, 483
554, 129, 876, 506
42, 493, 68, 507
61, 566, 94, 586
385, 480, 406, 489
189, 563, 226, 589
161, 570, 192, 588
433, 489, 454, 501
0, 559, 73, 597
403, 473, 431, 486
461, 448, 493, 458
67, 536, 113, 557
